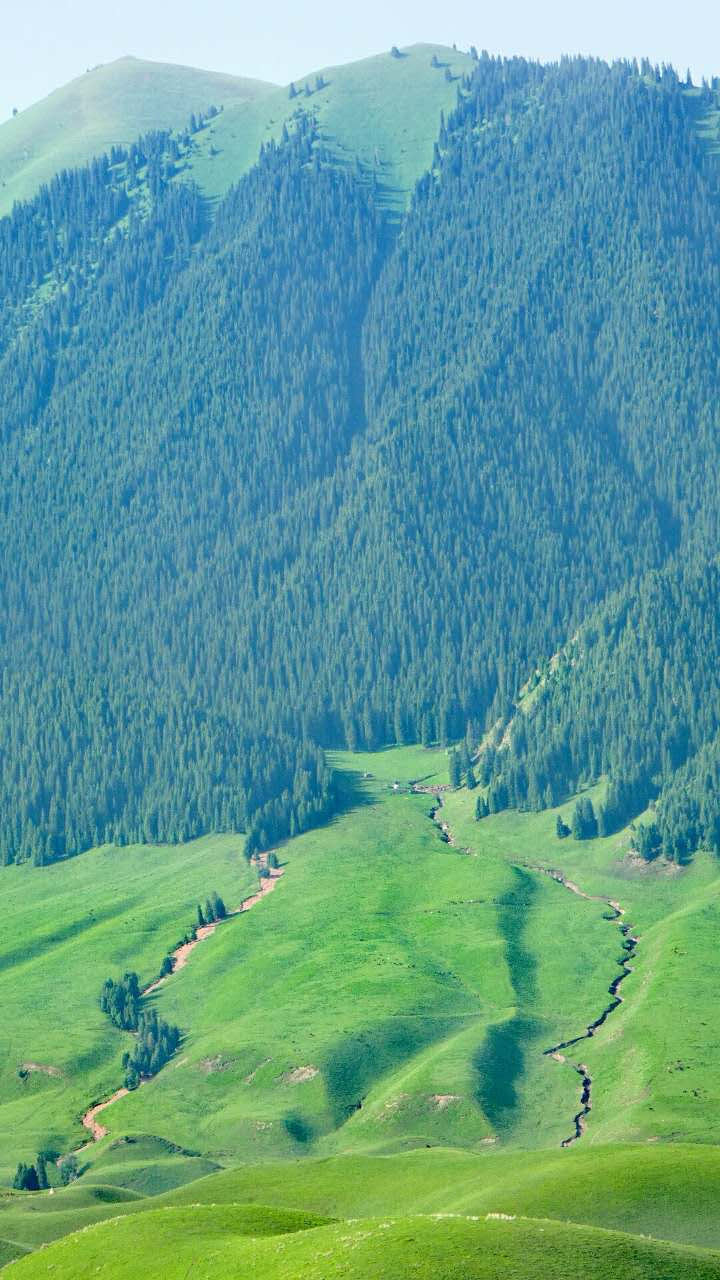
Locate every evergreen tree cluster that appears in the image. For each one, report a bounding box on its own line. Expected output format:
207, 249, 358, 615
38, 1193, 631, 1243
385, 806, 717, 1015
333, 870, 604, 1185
121, 1010, 181, 1089
0, 58, 719, 863
197, 891, 226, 925
100, 972, 141, 1030
571, 798, 598, 841
13, 1155, 49, 1191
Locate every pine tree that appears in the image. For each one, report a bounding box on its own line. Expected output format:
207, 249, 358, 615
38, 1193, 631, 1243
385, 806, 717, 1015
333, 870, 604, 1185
60, 1155, 79, 1186
475, 795, 489, 820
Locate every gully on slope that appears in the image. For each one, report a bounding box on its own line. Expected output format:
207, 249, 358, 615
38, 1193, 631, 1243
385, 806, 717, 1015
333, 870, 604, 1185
530, 866, 639, 1147
416, 784, 639, 1149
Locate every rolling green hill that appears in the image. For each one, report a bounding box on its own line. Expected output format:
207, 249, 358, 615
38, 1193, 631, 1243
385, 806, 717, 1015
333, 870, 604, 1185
0, 56, 274, 216
0, 43, 473, 220
2, 746, 720, 1266
7, 1206, 720, 1280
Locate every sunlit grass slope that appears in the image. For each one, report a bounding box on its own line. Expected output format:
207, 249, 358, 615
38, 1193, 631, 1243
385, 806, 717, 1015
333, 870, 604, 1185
0, 57, 274, 215
8, 1206, 720, 1280
185, 44, 475, 211
442, 782, 720, 1146
101, 745, 625, 1159
158, 1141, 720, 1251
0, 834, 254, 1179
6, 1141, 720, 1257
0, 44, 473, 220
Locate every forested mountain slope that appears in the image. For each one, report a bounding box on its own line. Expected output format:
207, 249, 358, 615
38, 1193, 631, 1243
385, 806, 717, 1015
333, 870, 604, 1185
487, 557, 720, 859
1, 54, 720, 864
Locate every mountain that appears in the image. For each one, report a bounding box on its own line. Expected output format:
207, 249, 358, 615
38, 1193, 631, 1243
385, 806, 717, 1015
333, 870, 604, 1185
0, 56, 275, 216
177, 42, 475, 211
4, 43, 720, 1274
1, 53, 720, 864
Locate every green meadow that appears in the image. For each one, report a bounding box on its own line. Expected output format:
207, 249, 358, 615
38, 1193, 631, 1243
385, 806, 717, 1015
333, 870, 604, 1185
2, 744, 720, 1269
0, 834, 254, 1177
7, 1205, 720, 1280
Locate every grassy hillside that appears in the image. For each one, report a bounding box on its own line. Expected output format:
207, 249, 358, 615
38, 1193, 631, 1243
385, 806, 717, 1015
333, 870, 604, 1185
0, 834, 254, 1178
7, 1206, 720, 1280
0, 43, 473, 221
6, 1141, 720, 1257
0, 57, 274, 215
3, 755, 720, 1266
87, 746, 627, 1160
4, 745, 719, 1183
184, 43, 475, 211
441, 782, 720, 1146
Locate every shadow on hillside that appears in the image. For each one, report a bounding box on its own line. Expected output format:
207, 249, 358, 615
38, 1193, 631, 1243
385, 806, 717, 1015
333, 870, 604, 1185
322, 1014, 457, 1128
473, 867, 539, 1130
328, 766, 382, 821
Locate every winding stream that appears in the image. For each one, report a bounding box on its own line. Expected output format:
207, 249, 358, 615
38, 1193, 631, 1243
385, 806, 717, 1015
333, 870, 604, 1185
416, 783, 639, 1148
531, 866, 639, 1147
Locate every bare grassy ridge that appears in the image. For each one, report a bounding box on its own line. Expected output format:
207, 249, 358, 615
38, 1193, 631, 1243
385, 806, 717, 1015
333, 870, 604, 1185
6, 1206, 720, 1280
0, 57, 273, 215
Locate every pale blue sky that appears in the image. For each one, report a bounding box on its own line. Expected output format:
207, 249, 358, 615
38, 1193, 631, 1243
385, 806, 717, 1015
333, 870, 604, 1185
3, 0, 719, 119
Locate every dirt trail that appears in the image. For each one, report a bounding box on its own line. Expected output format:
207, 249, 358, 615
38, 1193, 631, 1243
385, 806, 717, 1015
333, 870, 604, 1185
524, 864, 639, 1147
143, 866, 284, 997
79, 1088, 132, 1145
78, 860, 285, 1145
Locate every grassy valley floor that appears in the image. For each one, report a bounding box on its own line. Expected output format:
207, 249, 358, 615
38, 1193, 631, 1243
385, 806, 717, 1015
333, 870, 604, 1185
2, 745, 720, 1269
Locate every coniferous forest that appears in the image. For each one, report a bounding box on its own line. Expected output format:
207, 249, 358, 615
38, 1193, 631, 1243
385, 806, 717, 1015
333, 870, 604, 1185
2, 55, 720, 864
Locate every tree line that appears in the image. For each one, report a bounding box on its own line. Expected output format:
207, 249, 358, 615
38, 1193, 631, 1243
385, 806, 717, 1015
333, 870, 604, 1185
0, 58, 719, 864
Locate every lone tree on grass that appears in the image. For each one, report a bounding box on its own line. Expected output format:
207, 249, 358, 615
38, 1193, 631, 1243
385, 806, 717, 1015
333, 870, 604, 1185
475, 795, 490, 821
59, 1155, 79, 1186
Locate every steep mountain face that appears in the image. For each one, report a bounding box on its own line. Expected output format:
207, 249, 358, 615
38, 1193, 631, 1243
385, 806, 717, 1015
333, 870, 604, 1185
1, 53, 720, 864
0, 56, 275, 216
487, 556, 720, 860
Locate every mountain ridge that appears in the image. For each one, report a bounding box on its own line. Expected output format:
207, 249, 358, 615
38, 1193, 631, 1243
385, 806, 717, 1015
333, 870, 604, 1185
0, 43, 474, 217
0, 55, 276, 216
